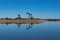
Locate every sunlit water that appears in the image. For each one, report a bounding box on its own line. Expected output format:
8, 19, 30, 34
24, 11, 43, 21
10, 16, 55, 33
0, 22, 60, 40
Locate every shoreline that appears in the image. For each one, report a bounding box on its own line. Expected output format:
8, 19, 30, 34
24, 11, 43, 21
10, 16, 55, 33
0, 18, 46, 24
0, 18, 59, 24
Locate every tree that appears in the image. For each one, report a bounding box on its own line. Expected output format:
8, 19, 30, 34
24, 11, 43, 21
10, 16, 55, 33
18, 14, 21, 19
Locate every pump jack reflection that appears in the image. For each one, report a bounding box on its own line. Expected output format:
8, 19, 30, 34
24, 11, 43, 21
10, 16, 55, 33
16, 23, 33, 30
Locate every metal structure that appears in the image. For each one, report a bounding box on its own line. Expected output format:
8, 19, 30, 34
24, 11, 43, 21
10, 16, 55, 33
26, 12, 33, 18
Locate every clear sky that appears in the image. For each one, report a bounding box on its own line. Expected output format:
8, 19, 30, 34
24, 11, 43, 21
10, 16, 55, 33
0, 0, 60, 19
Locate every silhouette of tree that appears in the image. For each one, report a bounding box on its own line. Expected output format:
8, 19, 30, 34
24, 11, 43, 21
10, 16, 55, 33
18, 14, 21, 19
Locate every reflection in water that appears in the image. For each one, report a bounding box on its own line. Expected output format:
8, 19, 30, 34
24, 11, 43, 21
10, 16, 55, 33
26, 23, 33, 30
0, 20, 60, 30
6, 23, 9, 25
0, 23, 35, 30
0, 22, 43, 30
17, 23, 21, 28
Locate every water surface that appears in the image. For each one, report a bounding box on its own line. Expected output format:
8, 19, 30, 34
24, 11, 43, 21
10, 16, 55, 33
0, 22, 60, 40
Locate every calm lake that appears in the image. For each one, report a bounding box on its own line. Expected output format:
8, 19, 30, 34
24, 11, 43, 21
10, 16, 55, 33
0, 22, 60, 40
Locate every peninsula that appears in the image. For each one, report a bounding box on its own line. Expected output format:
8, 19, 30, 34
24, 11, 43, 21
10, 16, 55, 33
0, 12, 60, 24
0, 12, 46, 24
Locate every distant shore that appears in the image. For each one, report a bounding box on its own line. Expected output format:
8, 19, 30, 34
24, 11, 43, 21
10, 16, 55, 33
45, 19, 60, 21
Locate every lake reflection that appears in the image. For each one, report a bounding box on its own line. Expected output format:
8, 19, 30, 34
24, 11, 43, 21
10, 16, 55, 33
0, 22, 60, 40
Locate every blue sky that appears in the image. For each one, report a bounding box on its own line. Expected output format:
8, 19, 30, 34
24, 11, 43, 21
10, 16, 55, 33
0, 0, 60, 19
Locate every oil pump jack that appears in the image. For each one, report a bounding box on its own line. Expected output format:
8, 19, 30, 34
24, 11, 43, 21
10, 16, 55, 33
26, 12, 34, 30
26, 12, 34, 19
